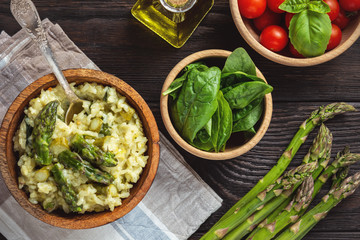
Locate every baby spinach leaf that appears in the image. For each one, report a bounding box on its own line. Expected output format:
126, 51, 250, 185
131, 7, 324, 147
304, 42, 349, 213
162, 62, 208, 99
211, 91, 233, 152
279, 0, 330, 13
233, 100, 264, 133
289, 10, 331, 57
233, 98, 263, 123
163, 73, 189, 99
222, 72, 265, 83
243, 128, 257, 142
196, 119, 212, 143
221, 83, 242, 95
221, 71, 265, 89
171, 66, 221, 142
192, 134, 214, 151
197, 129, 211, 143
169, 100, 182, 133
190, 119, 213, 151
222, 48, 256, 76
224, 81, 272, 109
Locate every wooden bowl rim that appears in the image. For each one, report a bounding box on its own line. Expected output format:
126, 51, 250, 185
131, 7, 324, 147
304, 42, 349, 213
229, 0, 360, 67
160, 49, 273, 160
0, 68, 160, 229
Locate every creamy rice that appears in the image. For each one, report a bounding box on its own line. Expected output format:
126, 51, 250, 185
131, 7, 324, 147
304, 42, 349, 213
13, 82, 148, 213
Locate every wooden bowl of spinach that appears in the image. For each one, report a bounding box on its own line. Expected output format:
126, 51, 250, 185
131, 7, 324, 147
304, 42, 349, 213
160, 48, 273, 160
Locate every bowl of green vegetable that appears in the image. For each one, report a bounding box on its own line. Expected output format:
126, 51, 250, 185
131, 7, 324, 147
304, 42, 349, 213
230, 0, 360, 66
160, 48, 273, 160
0, 69, 160, 229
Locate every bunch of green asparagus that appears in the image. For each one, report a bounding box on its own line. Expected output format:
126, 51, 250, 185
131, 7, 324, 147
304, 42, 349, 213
29, 101, 118, 212
201, 102, 360, 240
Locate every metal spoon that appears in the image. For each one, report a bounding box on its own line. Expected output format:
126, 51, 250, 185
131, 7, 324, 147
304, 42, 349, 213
10, 0, 84, 124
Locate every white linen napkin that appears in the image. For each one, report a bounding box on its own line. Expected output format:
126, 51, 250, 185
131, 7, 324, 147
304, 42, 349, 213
0, 19, 222, 240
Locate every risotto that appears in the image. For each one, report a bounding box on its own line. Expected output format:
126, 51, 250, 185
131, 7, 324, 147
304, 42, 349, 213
13, 82, 148, 213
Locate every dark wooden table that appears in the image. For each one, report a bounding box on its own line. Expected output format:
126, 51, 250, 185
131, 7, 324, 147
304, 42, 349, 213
0, 0, 359, 239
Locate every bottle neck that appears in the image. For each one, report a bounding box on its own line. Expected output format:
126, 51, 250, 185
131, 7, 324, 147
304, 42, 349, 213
159, 0, 197, 13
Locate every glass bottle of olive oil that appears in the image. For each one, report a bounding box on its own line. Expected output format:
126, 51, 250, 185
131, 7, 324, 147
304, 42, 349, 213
131, 0, 214, 48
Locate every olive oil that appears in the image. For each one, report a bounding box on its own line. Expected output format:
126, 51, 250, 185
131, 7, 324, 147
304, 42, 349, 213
131, 0, 214, 48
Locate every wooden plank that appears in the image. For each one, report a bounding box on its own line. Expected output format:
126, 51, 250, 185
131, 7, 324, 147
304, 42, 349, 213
0, 0, 359, 239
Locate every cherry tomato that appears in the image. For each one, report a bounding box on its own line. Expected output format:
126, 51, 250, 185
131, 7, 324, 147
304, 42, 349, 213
285, 12, 295, 29
339, 0, 360, 11
238, 0, 266, 19
333, 9, 350, 29
288, 43, 304, 58
267, 0, 285, 13
253, 8, 282, 31
327, 24, 342, 50
260, 25, 289, 52
323, 0, 340, 21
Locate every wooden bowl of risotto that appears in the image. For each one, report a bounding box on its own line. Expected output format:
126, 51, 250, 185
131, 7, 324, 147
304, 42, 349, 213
229, 0, 360, 66
0, 69, 160, 229
160, 49, 273, 160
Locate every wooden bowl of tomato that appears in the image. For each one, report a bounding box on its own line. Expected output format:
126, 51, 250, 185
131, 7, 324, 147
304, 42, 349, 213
230, 0, 360, 66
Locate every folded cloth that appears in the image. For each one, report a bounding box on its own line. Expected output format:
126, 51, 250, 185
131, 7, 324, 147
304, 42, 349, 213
0, 19, 222, 240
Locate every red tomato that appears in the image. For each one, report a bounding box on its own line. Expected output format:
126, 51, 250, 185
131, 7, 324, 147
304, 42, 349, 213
339, 0, 360, 11
253, 8, 282, 31
260, 25, 289, 52
285, 12, 295, 29
327, 24, 342, 50
323, 0, 340, 21
333, 9, 350, 29
238, 0, 266, 19
288, 43, 304, 58
267, 0, 285, 13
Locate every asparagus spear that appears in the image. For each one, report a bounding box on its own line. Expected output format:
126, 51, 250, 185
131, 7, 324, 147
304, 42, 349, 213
331, 166, 349, 189
51, 163, 82, 212
314, 147, 360, 198
245, 198, 289, 239
244, 177, 314, 240
70, 133, 117, 167
58, 149, 114, 185
246, 124, 332, 239
216, 103, 355, 223
223, 124, 332, 240
250, 149, 360, 240
202, 162, 317, 240
276, 171, 360, 240
247, 148, 360, 240
32, 100, 59, 165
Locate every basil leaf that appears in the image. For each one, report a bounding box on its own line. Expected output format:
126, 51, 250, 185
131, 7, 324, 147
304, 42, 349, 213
289, 10, 331, 57
163, 62, 208, 98
308, 1, 331, 13
211, 91, 232, 152
224, 81, 273, 109
222, 48, 256, 76
279, 0, 330, 13
172, 66, 221, 142
233, 100, 264, 133
279, 0, 309, 13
